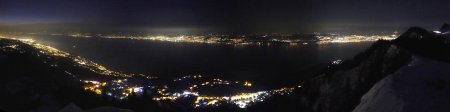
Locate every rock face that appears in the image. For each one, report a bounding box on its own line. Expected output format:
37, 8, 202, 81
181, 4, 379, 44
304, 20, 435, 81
300, 41, 412, 112
351, 25, 450, 112
298, 24, 450, 112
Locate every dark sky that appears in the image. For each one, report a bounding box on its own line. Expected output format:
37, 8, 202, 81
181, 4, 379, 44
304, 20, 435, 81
0, 0, 449, 33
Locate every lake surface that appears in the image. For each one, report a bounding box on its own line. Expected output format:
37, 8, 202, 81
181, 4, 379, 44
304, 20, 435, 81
24, 35, 374, 88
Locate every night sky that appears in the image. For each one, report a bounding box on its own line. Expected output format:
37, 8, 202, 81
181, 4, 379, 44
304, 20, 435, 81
0, 0, 449, 33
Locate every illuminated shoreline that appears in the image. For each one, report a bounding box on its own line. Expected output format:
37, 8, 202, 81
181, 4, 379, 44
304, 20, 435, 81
1, 37, 140, 78
1, 32, 398, 47
0, 36, 301, 109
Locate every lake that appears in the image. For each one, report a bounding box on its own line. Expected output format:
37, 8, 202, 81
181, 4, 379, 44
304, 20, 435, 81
24, 35, 374, 88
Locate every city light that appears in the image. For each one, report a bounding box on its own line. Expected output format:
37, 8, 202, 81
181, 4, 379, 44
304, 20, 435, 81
0, 37, 154, 78
316, 34, 397, 44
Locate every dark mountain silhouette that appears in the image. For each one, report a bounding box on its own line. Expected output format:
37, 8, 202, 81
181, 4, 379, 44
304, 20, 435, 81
439, 23, 450, 33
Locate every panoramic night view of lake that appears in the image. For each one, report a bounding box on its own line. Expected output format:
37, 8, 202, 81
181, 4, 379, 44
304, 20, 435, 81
21, 35, 374, 87
1, 0, 450, 112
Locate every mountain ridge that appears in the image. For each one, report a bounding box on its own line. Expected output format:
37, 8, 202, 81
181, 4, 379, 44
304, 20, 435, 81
299, 24, 450, 112
249, 24, 450, 112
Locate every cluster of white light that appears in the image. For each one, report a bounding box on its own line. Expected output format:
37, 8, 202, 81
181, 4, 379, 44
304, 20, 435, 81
153, 85, 300, 108
317, 34, 397, 44
332, 59, 343, 65
82, 79, 144, 99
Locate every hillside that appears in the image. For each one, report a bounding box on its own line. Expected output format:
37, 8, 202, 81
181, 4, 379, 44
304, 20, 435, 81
250, 24, 450, 112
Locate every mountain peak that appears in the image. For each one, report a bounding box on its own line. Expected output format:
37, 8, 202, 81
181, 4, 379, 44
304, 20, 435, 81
393, 25, 450, 62
439, 23, 450, 33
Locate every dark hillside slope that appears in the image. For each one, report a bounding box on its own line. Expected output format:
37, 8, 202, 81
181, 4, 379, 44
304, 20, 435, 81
0, 39, 155, 112
301, 25, 450, 112
250, 25, 450, 112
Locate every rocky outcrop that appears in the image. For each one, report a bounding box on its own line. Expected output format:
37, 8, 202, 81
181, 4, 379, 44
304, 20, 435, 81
351, 24, 450, 112
299, 41, 412, 112
299, 24, 450, 112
